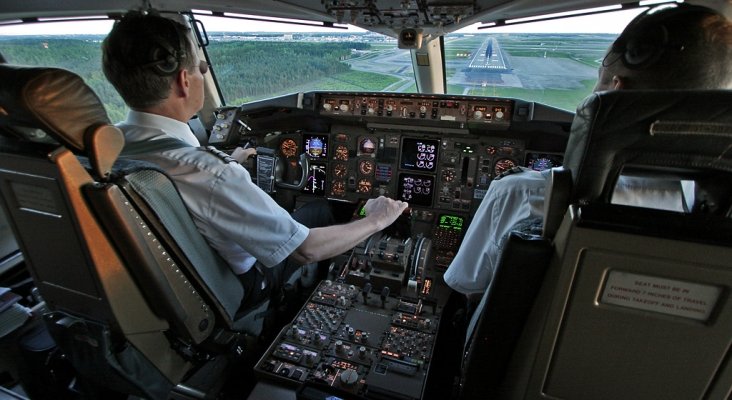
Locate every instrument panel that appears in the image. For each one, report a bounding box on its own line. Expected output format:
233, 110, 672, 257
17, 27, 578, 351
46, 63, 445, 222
318, 94, 513, 126
213, 90, 568, 229
273, 127, 528, 214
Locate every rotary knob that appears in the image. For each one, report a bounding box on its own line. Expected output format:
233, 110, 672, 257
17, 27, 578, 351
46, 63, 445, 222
473, 110, 483, 120
323, 103, 332, 112
339, 104, 349, 112
495, 110, 504, 119
340, 368, 359, 386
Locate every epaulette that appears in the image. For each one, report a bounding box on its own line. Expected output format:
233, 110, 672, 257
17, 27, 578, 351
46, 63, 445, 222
205, 146, 237, 164
493, 166, 524, 181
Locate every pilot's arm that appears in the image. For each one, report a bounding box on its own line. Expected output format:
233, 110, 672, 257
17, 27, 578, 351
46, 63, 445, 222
290, 196, 408, 265
444, 168, 549, 295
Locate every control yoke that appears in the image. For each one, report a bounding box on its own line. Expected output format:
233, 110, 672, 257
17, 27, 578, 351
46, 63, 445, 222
255, 147, 309, 192
277, 152, 309, 190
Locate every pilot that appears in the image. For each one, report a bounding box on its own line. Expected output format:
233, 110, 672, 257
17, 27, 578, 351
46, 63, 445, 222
101, 12, 408, 314
444, 3, 732, 298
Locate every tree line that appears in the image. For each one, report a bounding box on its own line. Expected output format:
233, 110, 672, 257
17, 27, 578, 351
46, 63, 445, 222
0, 37, 370, 121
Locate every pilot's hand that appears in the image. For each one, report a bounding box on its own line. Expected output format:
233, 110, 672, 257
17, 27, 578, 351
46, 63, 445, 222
362, 196, 409, 230
231, 146, 257, 164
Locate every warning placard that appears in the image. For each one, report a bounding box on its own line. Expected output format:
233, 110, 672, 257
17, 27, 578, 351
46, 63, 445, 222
600, 270, 721, 321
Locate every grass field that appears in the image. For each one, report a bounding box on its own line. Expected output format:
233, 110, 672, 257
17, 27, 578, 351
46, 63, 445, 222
468, 79, 597, 111
224, 33, 612, 109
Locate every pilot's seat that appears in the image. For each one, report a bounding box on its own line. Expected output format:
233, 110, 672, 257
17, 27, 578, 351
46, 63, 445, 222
494, 89, 732, 400
458, 89, 732, 399
0, 65, 267, 398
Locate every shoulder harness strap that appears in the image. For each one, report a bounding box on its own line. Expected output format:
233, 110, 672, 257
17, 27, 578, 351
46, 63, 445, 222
120, 137, 192, 156
121, 138, 238, 165
494, 166, 525, 181
205, 146, 237, 164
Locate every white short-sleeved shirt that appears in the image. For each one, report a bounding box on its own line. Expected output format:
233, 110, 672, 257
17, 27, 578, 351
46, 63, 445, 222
444, 167, 688, 295
118, 110, 309, 275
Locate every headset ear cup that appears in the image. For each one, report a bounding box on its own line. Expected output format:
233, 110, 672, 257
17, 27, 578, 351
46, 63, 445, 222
622, 25, 668, 69
149, 44, 180, 75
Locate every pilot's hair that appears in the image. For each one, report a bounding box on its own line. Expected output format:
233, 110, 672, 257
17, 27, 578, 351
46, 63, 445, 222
604, 4, 732, 90
102, 11, 198, 109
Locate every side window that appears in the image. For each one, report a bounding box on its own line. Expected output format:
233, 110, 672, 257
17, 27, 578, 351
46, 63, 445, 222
0, 20, 129, 122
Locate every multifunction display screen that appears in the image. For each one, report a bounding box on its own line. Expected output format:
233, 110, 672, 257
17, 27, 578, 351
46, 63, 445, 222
397, 173, 434, 207
303, 163, 327, 196
400, 138, 438, 172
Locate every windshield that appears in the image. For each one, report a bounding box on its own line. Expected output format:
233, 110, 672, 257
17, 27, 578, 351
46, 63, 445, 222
200, 16, 415, 104
444, 32, 612, 110
444, 9, 643, 110
0, 8, 643, 117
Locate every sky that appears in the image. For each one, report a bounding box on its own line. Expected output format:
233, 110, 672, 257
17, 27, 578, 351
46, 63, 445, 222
0, 7, 646, 36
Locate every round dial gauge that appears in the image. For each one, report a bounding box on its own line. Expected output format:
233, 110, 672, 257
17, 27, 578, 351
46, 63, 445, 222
441, 169, 455, 182
331, 180, 346, 197
359, 160, 374, 175
494, 158, 516, 176
359, 138, 376, 154
335, 145, 349, 161
333, 163, 348, 178
498, 146, 516, 156
357, 179, 372, 194
280, 139, 298, 158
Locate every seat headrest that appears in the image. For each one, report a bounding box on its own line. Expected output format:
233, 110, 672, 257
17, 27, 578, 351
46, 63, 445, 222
0, 64, 124, 178
564, 89, 732, 206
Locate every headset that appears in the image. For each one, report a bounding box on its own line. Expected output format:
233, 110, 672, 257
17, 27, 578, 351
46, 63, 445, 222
604, 3, 720, 70
142, 17, 189, 76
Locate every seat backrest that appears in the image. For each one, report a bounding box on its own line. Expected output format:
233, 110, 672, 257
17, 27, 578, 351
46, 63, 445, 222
458, 228, 552, 399
503, 89, 732, 400
0, 64, 256, 398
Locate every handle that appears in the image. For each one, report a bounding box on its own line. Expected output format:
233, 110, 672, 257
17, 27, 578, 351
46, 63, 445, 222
276, 152, 310, 190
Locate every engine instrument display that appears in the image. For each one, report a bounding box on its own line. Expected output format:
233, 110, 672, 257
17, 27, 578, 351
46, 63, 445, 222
398, 173, 434, 207
401, 138, 438, 172
304, 134, 328, 159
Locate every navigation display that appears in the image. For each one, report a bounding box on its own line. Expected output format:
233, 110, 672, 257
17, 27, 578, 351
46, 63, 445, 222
303, 163, 327, 196
303, 134, 328, 159
400, 138, 438, 172
397, 173, 434, 207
